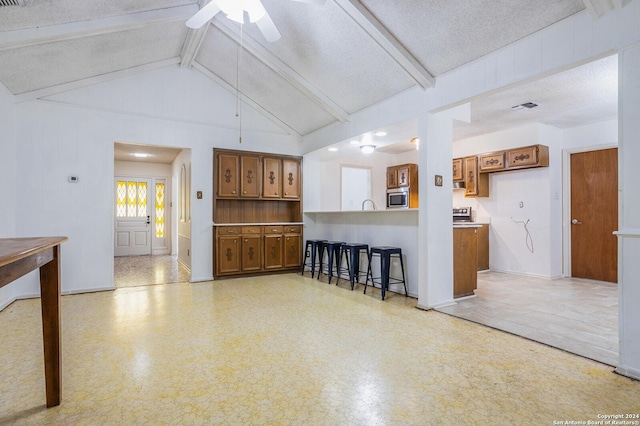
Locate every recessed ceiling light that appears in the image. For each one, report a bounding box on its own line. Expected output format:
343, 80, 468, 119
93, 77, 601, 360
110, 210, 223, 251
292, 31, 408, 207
133, 153, 150, 158
328, 147, 338, 152
373, 131, 387, 137
349, 140, 360, 145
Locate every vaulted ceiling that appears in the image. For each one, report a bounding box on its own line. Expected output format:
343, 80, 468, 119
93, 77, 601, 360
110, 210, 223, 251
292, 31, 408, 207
1, 0, 618, 142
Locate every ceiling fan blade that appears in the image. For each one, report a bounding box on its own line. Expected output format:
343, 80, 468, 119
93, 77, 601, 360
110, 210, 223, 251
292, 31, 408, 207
289, 0, 327, 4
185, 0, 222, 29
256, 13, 281, 42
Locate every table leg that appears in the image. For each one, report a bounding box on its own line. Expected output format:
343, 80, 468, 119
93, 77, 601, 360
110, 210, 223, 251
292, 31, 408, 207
39, 245, 61, 408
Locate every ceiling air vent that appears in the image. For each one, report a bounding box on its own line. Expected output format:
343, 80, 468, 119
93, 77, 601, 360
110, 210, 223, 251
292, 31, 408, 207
0, 0, 25, 6
510, 102, 538, 111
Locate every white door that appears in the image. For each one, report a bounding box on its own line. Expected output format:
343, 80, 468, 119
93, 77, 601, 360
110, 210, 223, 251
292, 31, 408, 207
115, 178, 151, 256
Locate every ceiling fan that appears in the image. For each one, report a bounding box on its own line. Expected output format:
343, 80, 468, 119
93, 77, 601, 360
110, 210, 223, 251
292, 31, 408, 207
186, 0, 327, 42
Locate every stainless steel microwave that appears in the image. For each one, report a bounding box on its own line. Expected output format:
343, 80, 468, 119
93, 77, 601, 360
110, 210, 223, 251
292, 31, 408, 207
387, 188, 409, 208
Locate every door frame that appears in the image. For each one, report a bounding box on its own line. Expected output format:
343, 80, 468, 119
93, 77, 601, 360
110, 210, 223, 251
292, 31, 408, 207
561, 143, 618, 278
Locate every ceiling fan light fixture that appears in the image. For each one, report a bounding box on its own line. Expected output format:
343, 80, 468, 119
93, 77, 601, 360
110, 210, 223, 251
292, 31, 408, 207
360, 145, 376, 154
218, 0, 266, 24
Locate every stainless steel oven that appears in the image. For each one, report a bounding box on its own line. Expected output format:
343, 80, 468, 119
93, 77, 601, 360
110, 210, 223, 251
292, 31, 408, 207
387, 188, 409, 209
453, 207, 472, 222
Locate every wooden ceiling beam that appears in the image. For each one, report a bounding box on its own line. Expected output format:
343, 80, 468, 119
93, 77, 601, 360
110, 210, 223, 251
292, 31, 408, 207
333, 0, 435, 90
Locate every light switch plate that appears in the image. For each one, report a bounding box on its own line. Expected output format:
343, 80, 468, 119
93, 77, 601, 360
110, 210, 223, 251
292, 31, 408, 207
435, 175, 443, 187
197, 191, 203, 199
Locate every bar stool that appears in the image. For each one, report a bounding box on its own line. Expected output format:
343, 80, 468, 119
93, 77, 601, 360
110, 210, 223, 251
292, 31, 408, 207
317, 241, 345, 284
301, 239, 327, 278
338, 243, 369, 290
365, 246, 408, 300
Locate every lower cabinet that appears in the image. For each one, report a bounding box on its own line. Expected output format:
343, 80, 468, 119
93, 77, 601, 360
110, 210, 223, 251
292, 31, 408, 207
453, 226, 478, 298
214, 224, 301, 277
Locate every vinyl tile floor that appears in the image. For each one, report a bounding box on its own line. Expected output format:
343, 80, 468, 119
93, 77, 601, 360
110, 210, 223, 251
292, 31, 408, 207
1, 273, 638, 425
114, 255, 190, 288
437, 271, 619, 366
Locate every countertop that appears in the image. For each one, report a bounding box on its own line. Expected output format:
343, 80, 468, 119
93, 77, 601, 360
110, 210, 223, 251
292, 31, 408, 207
303, 209, 418, 214
213, 222, 304, 226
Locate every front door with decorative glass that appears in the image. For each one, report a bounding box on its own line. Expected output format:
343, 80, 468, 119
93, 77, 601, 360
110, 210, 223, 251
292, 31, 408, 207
114, 178, 152, 256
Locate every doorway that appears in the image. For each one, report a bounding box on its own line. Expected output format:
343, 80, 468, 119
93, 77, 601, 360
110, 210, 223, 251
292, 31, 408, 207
570, 148, 618, 283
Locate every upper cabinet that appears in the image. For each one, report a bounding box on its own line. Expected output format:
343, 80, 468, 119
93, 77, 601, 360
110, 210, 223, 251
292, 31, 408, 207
282, 158, 300, 199
214, 150, 302, 201
262, 157, 282, 199
452, 158, 464, 182
240, 155, 260, 198
387, 163, 417, 189
479, 152, 506, 172
217, 153, 239, 197
463, 156, 489, 197
454, 144, 549, 198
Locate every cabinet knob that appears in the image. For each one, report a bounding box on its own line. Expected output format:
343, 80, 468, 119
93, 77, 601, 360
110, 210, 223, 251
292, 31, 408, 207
285, 192, 288, 195
244, 239, 248, 243
234, 240, 237, 243
232, 190, 236, 194
275, 192, 278, 195
277, 237, 281, 241
243, 191, 247, 194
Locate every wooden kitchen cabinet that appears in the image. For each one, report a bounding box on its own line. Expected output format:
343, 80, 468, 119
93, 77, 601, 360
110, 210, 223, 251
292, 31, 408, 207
213, 149, 303, 278
479, 152, 506, 172
264, 227, 284, 270
217, 153, 239, 198
283, 225, 302, 268
477, 224, 489, 271
387, 167, 398, 188
507, 144, 549, 170
241, 226, 262, 272
262, 157, 282, 198
452, 158, 464, 182
453, 226, 478, 298
216, 232, 241, 275
240, 155, 260, 198
464, 156, 489, 197
282, 158, 300, 199
397, 165, 410, 187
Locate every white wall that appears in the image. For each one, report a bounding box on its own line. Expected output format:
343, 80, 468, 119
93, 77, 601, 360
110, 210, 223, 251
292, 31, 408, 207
5, 65, 300, 301
0, 83, 19, 309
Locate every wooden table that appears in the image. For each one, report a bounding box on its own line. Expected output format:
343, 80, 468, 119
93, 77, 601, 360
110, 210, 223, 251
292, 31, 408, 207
0, 236, 68, 408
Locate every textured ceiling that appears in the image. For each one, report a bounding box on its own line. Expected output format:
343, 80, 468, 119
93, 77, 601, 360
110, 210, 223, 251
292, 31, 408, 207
1, 0, 609, 144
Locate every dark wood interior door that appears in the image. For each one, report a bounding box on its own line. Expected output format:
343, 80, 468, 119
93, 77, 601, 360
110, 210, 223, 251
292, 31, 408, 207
570, 148, 618, 283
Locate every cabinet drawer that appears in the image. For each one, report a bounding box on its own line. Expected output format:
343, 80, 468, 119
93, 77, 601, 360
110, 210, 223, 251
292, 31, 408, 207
479, 152, 505, 172
508, 146, 539, 168
283, 225, 301, 234
263, 225, 284, 234
241, 226, 261, 234
217, 226, 241, 235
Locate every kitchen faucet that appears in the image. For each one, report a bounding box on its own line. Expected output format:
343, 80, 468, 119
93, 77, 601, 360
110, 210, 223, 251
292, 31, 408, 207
362, 199, 377, 211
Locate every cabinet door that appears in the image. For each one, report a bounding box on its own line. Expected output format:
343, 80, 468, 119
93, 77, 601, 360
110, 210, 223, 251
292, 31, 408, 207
386, 167, 398, 188
282, 159, 300, 199
397, 166, 410, 187
477, 224, 489, 271
217, 154, 239, 197
284, 234, 301, 268
452, 158, 464, 182
479, 152, 505, 172
464, 156, 478, 196
262, 157, 282, 198
241, 235, 262, 272
217, 236, 240, 274
264, 234, 283, 269
240, 155, 260, 198
507, 145, 539, 168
